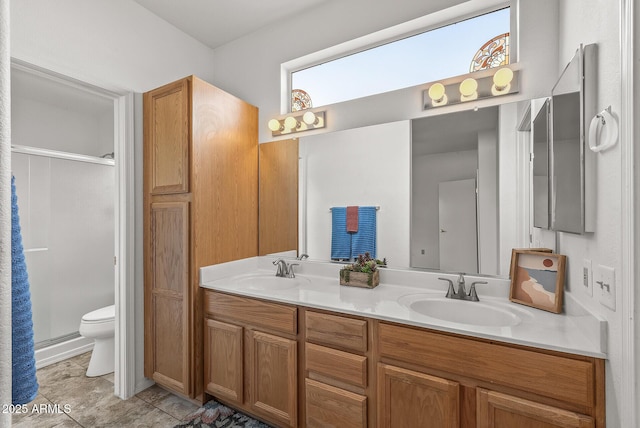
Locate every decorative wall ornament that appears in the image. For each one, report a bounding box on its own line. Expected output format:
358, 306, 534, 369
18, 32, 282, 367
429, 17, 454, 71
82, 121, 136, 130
470, 33, 510, 72
291, 89, 313, 112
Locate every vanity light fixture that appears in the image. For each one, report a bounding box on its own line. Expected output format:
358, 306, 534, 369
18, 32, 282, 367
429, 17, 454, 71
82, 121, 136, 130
268, 110, 326, 136
283, 116, 300, 130
427, 82, 447, 105
459, 78, 478, 101
268, 118, 283, 132
491, 67, 514, 95
423, 67, 519, 110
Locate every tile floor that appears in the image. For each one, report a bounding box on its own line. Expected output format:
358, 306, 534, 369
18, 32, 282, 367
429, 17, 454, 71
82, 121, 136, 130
11, 352, 200, 427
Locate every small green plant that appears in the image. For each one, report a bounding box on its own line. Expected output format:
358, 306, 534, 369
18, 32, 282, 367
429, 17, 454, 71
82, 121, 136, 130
341, 252, 386, 274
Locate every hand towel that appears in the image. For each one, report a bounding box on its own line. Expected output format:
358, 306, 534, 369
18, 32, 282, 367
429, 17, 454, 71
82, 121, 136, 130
346, 206, 359, 233
351, 206, 377, 259
11, 176, 39, 405
330, 207, 351, 260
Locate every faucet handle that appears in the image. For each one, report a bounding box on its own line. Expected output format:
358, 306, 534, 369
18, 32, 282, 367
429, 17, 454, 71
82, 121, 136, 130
438, 277, 455, 298
287, 263, 300, 278
468, 281, 487, 301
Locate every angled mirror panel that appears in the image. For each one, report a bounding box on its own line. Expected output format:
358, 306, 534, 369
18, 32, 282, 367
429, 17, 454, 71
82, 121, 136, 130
550, 44, 596, 234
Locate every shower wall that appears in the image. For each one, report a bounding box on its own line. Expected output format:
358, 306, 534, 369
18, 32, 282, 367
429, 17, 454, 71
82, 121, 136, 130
11, 154, 114, 345
11, 65, 116, 347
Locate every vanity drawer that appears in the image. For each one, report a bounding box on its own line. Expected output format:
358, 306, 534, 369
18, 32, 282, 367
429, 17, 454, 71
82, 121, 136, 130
377, 322, 596, 409
306, 343, 367, 388
204, 291, 297, 335
306, 379, 367, 428
305, 311, 367, 353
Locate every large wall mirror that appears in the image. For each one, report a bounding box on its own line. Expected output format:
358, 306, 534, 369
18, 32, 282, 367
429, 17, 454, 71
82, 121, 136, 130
259, 101, 531, 278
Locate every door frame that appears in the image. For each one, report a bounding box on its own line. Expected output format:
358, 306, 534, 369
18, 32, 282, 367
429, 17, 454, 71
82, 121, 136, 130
11, 59, 136, 399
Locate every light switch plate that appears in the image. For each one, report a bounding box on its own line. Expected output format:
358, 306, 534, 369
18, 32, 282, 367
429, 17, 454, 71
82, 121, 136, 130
582, 259, 593, 297
596, 265, 616, 311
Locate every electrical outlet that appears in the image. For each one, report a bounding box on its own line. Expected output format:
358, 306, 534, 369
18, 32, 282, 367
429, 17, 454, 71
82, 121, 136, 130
595, 265, 616, 311
582, 259, 593, 297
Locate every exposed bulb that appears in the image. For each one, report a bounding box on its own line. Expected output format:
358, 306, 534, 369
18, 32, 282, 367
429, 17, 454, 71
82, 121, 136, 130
268, 119, 282, 132
428, 83, 446, 102
493, 67, 514, 90
459, 78, 478, 98
302, 111, 318, 125
283, 116, 299, 130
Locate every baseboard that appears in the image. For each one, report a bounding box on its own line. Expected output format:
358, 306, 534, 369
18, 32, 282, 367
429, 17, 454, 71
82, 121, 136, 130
134, 377, 154, 395
35, 336, 94, 369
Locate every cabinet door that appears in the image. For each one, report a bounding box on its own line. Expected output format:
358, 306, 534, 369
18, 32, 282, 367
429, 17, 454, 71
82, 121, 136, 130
378, 363, 460, 428
204, 319, 243, 404
145, 78, 190, 195
145, 201, 190, 394
248, 330, 297, 427
477, 388, 594, 428
306, 378, 367, 428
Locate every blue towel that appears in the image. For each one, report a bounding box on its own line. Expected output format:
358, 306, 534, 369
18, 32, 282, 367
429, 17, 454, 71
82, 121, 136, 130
351, 206, 377, 259
11, 176, 39, 405
330, 207, 351, 260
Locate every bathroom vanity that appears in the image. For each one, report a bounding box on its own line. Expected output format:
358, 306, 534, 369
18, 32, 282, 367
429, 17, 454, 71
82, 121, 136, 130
200, 257, 606, 428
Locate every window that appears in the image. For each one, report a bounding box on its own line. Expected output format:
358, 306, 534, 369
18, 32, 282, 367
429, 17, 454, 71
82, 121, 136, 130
290, 7, 510, 111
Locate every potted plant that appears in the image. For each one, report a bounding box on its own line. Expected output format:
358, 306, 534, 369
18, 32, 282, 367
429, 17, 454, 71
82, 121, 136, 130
339, 253, 386, 288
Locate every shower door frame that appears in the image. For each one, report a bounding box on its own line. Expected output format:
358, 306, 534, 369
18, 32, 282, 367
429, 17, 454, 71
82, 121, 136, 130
11, 59, 137, 400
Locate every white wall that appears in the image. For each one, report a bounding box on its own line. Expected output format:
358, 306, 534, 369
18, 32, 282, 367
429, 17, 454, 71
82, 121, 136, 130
412, 150, 478, 269
554, 1, 624, 426
300, 121, 411, 267
10, 0, 218, 394
477, 129, 499, 274
211, 0, 559, 143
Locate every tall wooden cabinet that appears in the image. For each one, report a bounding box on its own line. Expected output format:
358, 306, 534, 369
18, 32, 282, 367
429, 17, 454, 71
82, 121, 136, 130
144, 76, 258, 400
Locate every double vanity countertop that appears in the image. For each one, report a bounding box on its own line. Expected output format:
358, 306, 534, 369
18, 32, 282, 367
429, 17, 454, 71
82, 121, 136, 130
200, 256, 607, 359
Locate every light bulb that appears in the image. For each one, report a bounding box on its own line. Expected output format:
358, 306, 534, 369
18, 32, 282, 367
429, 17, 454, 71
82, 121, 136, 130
428, 83, 446, 102
302, 111, 318, 125
493, 68, 514, 90
459, 78, 478, 97
283, 116, 299, 130
268, 119, 282, 132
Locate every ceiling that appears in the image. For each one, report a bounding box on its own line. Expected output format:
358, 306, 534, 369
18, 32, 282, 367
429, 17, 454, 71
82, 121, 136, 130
133, 0, 329, 50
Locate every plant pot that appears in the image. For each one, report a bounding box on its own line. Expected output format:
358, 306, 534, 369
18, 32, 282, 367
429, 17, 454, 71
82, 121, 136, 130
339, 269, 380, 288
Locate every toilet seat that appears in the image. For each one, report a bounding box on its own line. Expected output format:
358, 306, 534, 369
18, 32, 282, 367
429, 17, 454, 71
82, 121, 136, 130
82, 305, 115, 323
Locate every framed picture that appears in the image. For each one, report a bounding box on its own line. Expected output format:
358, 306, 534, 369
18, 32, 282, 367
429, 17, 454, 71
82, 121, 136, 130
508, 248, 553, 280
509, 249, 566, 313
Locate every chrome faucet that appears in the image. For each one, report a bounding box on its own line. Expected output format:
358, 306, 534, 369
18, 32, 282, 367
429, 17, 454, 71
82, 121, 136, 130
438, 273, 487, 302
273, 259, 299, 278
273, 259, 289, 277
297, 253, 309, 260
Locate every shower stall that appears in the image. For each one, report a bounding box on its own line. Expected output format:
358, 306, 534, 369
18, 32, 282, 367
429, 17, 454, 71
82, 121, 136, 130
11, 64, 116, 366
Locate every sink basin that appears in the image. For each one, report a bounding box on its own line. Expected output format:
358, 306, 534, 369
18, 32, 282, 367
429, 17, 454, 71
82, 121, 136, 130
233, 273, 308, 291
399, 295, 523, 327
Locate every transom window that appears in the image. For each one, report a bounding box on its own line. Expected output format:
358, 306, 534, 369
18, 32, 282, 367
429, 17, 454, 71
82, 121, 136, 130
290, 7, 510, 111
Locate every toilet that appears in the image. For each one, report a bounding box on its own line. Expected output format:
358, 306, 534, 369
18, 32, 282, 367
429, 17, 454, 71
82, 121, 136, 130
79, 305, 115, 377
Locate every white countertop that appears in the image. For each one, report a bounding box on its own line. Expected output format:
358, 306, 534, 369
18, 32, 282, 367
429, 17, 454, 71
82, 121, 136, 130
200, 256, 607, 359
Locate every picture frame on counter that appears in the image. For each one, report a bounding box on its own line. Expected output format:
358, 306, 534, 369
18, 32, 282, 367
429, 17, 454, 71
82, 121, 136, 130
509, 249, 566, 314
